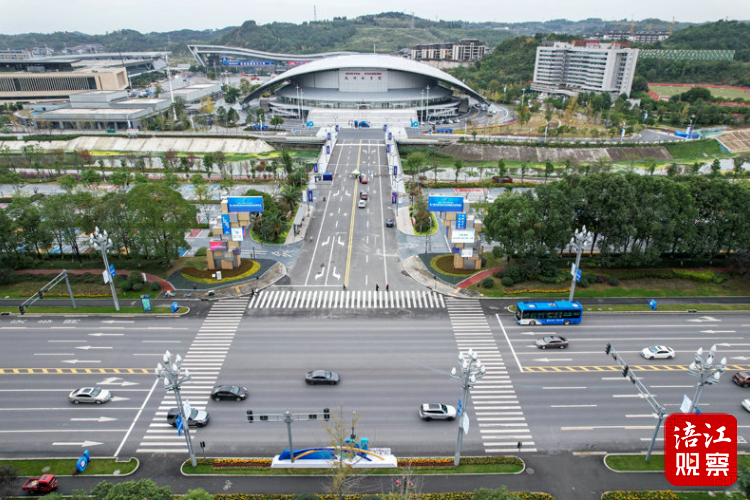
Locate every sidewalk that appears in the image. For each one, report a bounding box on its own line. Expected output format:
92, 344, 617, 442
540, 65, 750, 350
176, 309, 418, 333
456, 267, 503, 289
401, 255, 469, 298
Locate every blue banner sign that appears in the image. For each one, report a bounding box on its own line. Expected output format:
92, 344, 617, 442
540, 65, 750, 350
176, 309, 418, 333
221, 214, 231, 234
227, 196, 264, 213
221, 59, 274, 66
307, 190, 313, 202
456, 213, 467, 230
108, 264, 116, 277
141, 295, 152, 312
393, 165, 398, 177
428, 196, 464, 212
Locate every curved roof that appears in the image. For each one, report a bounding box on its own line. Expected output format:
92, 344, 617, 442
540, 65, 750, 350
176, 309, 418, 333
187, 44, 357, 65
241, 54, 487, 106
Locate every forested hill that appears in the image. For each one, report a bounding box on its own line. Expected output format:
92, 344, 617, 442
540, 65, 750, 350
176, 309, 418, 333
213, 14, 515, 54
659, 20, 750, 51
0, 27, 235, 54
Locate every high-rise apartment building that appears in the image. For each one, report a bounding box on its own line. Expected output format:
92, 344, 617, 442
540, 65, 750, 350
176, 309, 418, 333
531, 41, 639, 97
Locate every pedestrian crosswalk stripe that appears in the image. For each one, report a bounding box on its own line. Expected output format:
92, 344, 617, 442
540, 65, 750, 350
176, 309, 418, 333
247, 290, 445, 309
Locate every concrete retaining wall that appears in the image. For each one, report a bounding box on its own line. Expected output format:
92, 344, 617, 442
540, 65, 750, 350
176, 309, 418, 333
0, 136, 274, 154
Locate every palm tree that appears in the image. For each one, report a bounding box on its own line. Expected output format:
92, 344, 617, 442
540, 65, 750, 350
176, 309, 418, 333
454, 160, 464, 184
279, 185, 299, 211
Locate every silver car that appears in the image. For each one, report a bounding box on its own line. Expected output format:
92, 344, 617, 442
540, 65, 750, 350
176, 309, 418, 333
419, 403, 457, 421
69, 387, 111, 404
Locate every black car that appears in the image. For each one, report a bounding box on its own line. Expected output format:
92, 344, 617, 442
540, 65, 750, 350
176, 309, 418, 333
210, 384, 248, 401
385, 218, 395, 227
360, 192, 369, 200
305, 370, 340, 385
167, 407, 210, 428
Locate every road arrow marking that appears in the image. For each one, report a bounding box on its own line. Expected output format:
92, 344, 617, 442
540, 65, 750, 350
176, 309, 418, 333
101, 320, 133, 324
76, 346, 113, 350
337, 236, 344, 246
315, 266, 325, 281
687, 316, 720, 323
70, 416, 117, 423
52, 440, 103, 447
98, 377, 138, 386
35, 353, 73, 356
110, 396, 129, 402
519, 332, 553, 336
534, 358, 573, 362
332, 267, 340, 280
322, 236, 330, 247
700, 330, 735, 334
731, 357, 750, 361
62, 359, 101, 364
89, 333, 124, 337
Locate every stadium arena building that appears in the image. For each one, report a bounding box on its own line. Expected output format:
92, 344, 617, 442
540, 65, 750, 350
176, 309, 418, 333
239, 54, 490, 127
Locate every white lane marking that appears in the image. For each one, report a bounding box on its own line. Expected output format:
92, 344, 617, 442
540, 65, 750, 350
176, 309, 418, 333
496, 313, 523, 373
114, 377, 159, 458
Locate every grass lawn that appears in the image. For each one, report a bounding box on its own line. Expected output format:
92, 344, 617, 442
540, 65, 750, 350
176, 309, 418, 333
0, 306, 182, 314
605, 454, 750, 472
651, 84, 750, 101
0, 458, 138, 476
181, 461, 523, 475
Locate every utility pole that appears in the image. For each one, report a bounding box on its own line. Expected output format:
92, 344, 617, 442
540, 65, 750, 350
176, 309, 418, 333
568, 226, 592, 302
449, 349, 486, 466
687, 345, 727, 413
156, 350, 197, 467
89, 227, 120, 312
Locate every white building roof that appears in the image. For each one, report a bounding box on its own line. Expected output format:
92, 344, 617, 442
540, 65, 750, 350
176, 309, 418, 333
244, 54, 486, 105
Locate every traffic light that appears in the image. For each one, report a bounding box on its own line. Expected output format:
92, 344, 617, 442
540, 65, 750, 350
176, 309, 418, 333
246, 410, 253, 423
323, 408, 330, 421
605, 343, 612, 355
622, 365, 629, 377
18, 305, 25, 315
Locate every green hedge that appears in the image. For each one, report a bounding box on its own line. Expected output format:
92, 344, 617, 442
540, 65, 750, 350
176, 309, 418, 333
215, 493, 553, 500
602, 492, 679, 500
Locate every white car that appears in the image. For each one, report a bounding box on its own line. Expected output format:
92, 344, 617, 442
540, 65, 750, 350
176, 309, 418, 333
419, 403, 457, 421
69, 387, 112, 404
641, 345, 676, 360
358, 199, 366, 208
742, 399, 750, 413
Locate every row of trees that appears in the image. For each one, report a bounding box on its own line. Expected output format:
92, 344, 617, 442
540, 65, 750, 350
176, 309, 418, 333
484, 173, 750, 266
0, 182, 196, 269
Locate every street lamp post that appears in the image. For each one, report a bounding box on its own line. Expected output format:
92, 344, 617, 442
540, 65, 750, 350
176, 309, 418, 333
687, 345, 727, 413
568, 226, 593, 302
449, 349, 486, 466
156, 350, 197, 467
521, 88, 527, 107
89, 227, 120, 312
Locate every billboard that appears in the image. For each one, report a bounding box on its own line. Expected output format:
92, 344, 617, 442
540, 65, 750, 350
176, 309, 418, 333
456, 213, 467, 230
451, 230, 476, 244
428, 196, 464, 212
231, 227, 244, 242
209, 241, 227, 251
221, 214, 231, 235
227, 196, 264, 213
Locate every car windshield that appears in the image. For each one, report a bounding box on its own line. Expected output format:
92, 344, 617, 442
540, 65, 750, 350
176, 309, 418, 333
323, 371, 331, 378
90, 388, 101, 397
649, 347, 659, 353
189, 409, 198, 418
543, 337, 553, 342
229, 385, 240, 393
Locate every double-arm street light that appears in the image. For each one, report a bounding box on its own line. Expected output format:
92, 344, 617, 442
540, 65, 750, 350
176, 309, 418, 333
89, 227, 120, 311
687, 344, 727, 413
449, 349, 486, 466
568, 226, 593, 302
156, 350, 197, 467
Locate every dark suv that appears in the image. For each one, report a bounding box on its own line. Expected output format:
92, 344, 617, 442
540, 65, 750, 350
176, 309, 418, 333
167, 408, 210, 427
359, 192, 369, 200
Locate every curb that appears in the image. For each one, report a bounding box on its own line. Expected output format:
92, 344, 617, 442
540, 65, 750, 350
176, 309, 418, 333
602, 453, 662, 474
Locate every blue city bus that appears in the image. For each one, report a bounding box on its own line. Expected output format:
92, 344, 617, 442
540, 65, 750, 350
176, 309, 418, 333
514, 300, 583, 326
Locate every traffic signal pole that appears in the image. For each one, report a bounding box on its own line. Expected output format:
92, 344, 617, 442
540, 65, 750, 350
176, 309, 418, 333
604, 343, 666, 463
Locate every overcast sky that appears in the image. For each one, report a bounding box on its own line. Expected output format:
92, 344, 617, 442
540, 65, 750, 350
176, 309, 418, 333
0, 0, 747, 35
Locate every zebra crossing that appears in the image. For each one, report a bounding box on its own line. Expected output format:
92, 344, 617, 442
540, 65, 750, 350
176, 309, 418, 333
136, 298, 249, 454
248, 289, 445, 309
445, 298, 537, 453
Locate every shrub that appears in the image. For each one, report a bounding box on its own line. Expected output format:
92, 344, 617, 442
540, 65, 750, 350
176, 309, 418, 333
608, 275, 620, 286
492, 246, 504, 259
195, 247, 207, 257
132, 282, 144, 292
673, 269, 714, 283
492, 271, 503, 280
481, 277, 494, 288
712, 272, 731, 284
501, 276, 514, 287
149, 281, 162, 291
120, 281, 133, 292
291, 494, 319, 500
503, 263, 524, 284
127, 271, 142, 284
